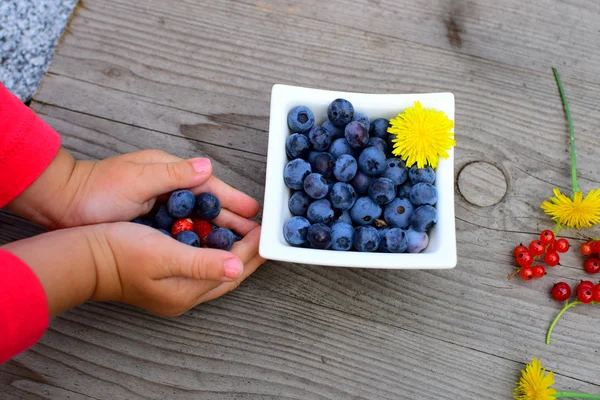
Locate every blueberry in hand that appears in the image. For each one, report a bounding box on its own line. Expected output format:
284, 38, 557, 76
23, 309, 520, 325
154, 204, 174, 231
284, 159, 312, 190
132, 217, 155, 227
409, 165, 436, 185
307, 223, 333, 249
330, 182, 357, 210
330, 222, 355, 251
379, 228, 408, 253
206, 227, 236, 251
284, 216, 311, 246
307, 199, 334, 224
369, 177, 396, 205
409, 183, 438, 206
286, 133, 310, 160
384, 198, 414, 229
157, 228, 172, 236
329, 138, 354, 159
354, 225, 380, 252
358, 147, 386, 176
345, 121, 369, 149
328, 98, 354, 127
352, 112, 370, 131
176, 231, 201, 247
287, 105, 315, 133
322, 120, 344, 140
382, 158, 408, 186
367, 137, 388, 154
311, 152, 336, 179
195, 192, 221, 220
167, 189, 196, 218
410, 205, 437, 232
349, 171, 372, 195
333, 154, 358, 182
350, 196, 382, 226
308, 125, 332, 152
289, 191, 312, 216
369, 118, 389, 140
304, 173, 329, 199
406, 228, 429, 253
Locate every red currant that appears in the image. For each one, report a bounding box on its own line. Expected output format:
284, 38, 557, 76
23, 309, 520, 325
529, 240, 545, 257
578, 286, 594, 304
513, 244, 528, 258
554, 238, 570, 253
551, 282, 571, 301
516, 251, 533, 268
171, 218, 194, 237
520, 266, 534, 280
581, 241, 595, 256
544, 251, 560, 267
584, 258, 600, 274
532, 265, 546, 278
540, 230, 555, 245
593, 241, 600, 254
577, 280, 595, 293
594, 284, 600, 303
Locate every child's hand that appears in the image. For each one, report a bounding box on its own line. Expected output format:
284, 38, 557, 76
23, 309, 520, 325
4, 211, 264, 317
8, 148, 260, 229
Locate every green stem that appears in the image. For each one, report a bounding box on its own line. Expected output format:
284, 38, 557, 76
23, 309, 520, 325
552, 67, 579, 194
554, 392, 600, 399
546, 299, 582, 344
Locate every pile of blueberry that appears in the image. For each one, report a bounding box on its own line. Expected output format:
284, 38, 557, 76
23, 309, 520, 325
283, 98, 437, 253
132, 190, 240, 251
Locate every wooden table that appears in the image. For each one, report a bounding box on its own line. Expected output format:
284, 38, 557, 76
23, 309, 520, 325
2, 0, 600, 398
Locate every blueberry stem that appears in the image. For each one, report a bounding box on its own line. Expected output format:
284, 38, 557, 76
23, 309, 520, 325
546, 299, 582, 345
552, 67, 579, 194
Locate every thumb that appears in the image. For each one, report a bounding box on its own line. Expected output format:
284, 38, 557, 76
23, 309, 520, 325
163, 244, 244, 282
142, 158, 212, 197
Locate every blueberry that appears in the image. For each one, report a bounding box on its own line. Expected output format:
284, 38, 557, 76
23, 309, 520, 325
287, 106, 315, 133
195, 192, 221, 220
308, 125, 332, 152
352, 112, 370, 131
328, 98, 354, 127
232, 232, 243, 242
283, 216, 311, 246
154, 204, 174, 231
206, 227, 236, 251
369, 118, 389, 140
286, 133, 310, 160
167, 190, 196, 218
157, 228, 172, 236
333, 154, 358, 182
284, 159, 311, 190
384, 198, 414, 229
409, 183, 438, 206
307, 199, 334, 224
132, 217, 155, 227
409, 165, 436, 185
307, 151, 320, 165
330, 182, 357, 210
311, 152, 336, 179
379, 228, 408, 253
382, 157, 408, 186
303, 173, 329, 199
307, 223, 333, 249
368, 177, 396, 205
176, 231, 201, 247
367, 137, 388, 154
377, 227, 391, 241
354, 226, 380, 252
345, 121, 369, 149
406, 228, 429, 253
289, 191, 312, 216
330, 222, 355, 251
397, 181, 414, 199
330, 209, 352, 225
350, 197, 382, 226
328, 138, 354, 159
349, 171, 372, 195
358, 147, 386, 177
411, 205, 437, 232
322, 120, 344, 140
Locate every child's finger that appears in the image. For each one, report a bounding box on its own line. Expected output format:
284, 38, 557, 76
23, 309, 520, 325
192, 177, 260, 219
160, 243, 244, 282
141, 158, 213, 198
211, 209, 260, 237
229, 226, 261, 263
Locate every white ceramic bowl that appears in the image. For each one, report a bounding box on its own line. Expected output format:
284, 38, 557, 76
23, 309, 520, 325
259, 84, 457, 269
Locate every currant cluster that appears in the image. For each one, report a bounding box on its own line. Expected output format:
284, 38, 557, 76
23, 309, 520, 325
581, 240, 600, 274
551, 280, 600, 304
512, 230, 569, 280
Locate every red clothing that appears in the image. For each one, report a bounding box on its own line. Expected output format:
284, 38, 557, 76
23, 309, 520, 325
0, 83, 60, 363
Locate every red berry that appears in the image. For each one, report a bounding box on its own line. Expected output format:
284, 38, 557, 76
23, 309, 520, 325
520, 266, 534, 280
532, 265, 546, 278
193, 219, 214, 245
171, 218, 194, 237
554, 238, 569, 253
594, 284, 600, 303
551, 282, 571, 301
577, 280, 595, 293
544, 251, 560, 267
584, 258, 600, 274
513, 244, 528, 258
581, 241, 595, 256
540, 230, 555, 245
578, 286, 594, 304
593, 241, 600, 254
516, 251, 533, 267
529, 240, 545, 257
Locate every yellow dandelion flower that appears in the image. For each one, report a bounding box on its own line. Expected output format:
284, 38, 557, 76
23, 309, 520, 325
540, 188, 600, 229
387, 101, 455, 169
514, 358, 557, 400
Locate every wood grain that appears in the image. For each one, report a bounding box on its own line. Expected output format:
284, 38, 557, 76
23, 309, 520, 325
3, 0, 600, 398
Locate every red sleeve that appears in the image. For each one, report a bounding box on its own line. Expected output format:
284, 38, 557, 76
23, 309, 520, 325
0, 83, 59, 363
0, 83, 61, 207
0, 250, 50, 364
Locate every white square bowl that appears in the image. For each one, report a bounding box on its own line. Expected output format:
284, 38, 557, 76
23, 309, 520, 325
259, 84, 457, 269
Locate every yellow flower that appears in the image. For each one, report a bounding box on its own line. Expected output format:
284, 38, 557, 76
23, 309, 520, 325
387, 101, 455, 169
541, 188, 600, 229
514, 358, 557, 400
